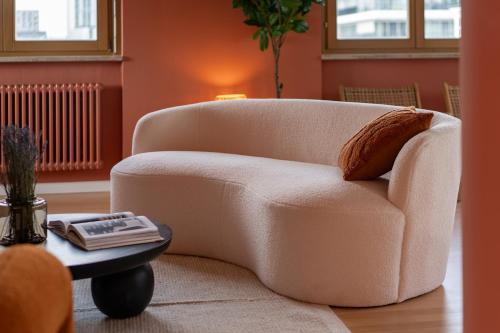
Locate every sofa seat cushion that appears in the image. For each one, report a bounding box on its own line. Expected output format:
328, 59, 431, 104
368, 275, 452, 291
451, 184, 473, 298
112, 151, 401, 213
112, 151, 405, 306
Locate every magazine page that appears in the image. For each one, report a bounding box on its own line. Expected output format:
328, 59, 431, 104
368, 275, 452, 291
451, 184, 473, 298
48, 212, 134, 236
49, 212, 134, 228
70, 216, 159, 240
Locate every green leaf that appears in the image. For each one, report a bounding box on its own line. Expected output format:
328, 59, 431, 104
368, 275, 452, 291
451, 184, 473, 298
255, 11, 266, 26
232, 0, 241, 8
259, 32, 269, 51
269, 13, 279, 26
252, 29, 261, 40
244, 19, 259, 26
241, 1, 258, 18
292, 20, 309, 33
281, 0, 301, 12
272, 28, 282, 37
281, 0, 302, 8
301, 0, 312, 14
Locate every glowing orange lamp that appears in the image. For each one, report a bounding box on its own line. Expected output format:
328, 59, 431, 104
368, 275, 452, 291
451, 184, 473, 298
215, 94, 247, 101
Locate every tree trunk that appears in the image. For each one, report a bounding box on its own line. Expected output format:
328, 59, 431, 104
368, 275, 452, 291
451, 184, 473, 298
273, 45, 282, 98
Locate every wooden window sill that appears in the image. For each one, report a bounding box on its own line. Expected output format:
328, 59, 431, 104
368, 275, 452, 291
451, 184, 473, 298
322, 52, 459, 61
0, 55, 123, 63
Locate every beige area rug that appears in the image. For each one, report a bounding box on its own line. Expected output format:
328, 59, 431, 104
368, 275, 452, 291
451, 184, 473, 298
73, 254, 350, 333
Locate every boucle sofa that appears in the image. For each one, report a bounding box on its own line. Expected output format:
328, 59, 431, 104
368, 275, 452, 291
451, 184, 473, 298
111, 99, 461, 307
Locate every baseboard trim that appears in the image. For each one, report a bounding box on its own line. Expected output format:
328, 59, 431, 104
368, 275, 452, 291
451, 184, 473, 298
0, 181, 110, 195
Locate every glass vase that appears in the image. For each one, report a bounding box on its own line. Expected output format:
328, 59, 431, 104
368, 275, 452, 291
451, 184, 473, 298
0, 197, 47, 245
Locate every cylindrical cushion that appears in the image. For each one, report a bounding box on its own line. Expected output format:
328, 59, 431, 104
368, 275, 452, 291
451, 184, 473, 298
0, 245, 75, 333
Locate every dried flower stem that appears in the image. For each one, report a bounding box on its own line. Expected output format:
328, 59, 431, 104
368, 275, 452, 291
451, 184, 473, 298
1, 126, 42, 205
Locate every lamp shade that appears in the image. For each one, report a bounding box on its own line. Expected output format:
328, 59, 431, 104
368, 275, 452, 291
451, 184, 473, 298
215, 94, 247, 101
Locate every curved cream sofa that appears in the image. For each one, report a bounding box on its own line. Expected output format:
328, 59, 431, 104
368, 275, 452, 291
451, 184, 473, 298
111, 99, 461, 307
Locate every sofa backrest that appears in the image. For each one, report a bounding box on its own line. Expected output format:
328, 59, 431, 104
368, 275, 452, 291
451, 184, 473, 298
135, 98, 452, 166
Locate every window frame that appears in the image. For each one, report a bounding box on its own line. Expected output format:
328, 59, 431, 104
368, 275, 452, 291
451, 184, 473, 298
415, 0, 459, 49
0, 0, 118, 56
325, 0, 460, 54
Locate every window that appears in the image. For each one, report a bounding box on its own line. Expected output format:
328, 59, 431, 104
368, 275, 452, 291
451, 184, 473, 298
0, 0, 118, 56
75, 0, 96, 30
424, 0, 461, 39
325, 0, 461, 53
337, 0, 409, 40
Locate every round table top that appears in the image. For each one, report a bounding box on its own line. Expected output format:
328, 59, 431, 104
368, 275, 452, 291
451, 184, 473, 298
45, 214, 172, 280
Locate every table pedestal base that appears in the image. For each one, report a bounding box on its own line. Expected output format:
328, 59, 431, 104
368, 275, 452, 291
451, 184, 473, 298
91, 263, 154, 318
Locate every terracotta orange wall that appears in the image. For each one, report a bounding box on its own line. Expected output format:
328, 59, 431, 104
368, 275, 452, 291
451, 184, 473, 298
121, 1, 459, 156
322, 58, 459, 112
462, 0, 500, 331
0, 62, 122, 182
121, 0, 323, 156
0, 2, 461, 183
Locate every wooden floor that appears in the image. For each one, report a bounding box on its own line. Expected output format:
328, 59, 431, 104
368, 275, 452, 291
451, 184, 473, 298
46, 193, 462, 333
44, 192, 110, 214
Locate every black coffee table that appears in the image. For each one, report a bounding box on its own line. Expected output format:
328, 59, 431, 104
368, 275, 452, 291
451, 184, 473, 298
46, 214, 172, 319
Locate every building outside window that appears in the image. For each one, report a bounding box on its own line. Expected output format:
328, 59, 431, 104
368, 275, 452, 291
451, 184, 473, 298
14, 0, 97, 41
0, 0, 115, 56
326, 0, 461, 53
72, 0, 97, 39
15, 10, 46, 40
424, 0, 461, 39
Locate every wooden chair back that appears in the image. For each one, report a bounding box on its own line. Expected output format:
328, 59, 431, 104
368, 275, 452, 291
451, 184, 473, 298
339, 83, 422, 108
444, 83, 461, 118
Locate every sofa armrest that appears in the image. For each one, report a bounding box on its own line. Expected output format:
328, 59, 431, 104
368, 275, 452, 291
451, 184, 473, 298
388, 123, 461, 212
387, 119, 461, 301
132, 104, 201, 155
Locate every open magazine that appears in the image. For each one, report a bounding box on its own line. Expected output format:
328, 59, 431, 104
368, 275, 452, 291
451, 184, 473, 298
48, 213, 164, 251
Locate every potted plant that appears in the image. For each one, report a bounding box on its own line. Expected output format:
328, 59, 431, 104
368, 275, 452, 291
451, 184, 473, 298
233, 0, 325, 98
0, 126, 47, 245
